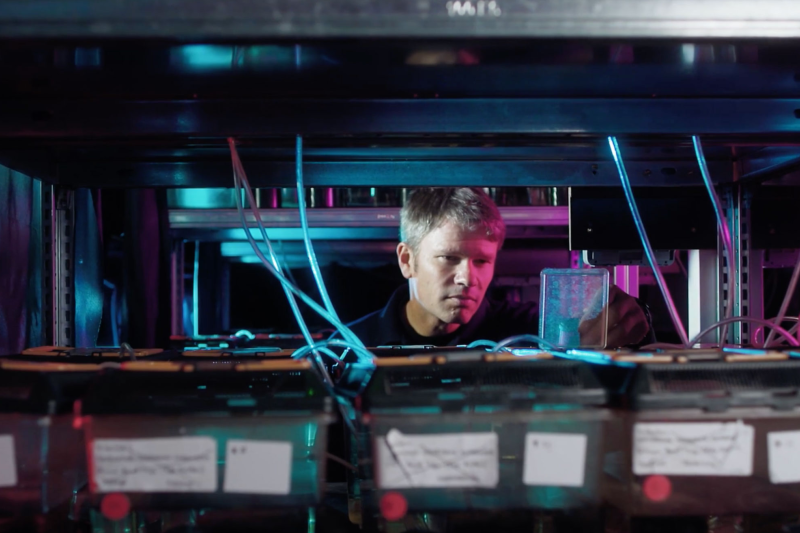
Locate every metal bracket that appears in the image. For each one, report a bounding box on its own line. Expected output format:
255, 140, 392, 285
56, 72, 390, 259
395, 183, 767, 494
43, 186, 75, 347
724, 186, 764, 345
170, 240, 185, 337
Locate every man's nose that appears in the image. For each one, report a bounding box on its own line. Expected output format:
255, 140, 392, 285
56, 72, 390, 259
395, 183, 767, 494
454, 261, 475, 286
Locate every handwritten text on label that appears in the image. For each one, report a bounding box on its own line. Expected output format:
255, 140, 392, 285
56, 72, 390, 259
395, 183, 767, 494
93, 437, 217, 493
633, 422, 754, 476
377, 429, 498, 489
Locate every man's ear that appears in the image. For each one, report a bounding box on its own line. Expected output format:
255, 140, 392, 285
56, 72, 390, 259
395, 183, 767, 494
397, 242, 415, 279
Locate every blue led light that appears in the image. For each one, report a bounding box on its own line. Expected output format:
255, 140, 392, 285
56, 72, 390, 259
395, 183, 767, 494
175, 45, 234, 69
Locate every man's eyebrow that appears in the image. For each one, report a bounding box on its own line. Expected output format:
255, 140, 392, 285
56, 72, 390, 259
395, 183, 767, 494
433, 249, 494, 260
433, 248, 460, 255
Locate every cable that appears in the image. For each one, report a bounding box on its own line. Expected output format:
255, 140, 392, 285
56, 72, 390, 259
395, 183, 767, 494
674, 252, 688, 279
229, 143, 323, 378
764, 250, 800, 347
692, 136, 735, 345
466, 339, 499, 350
492, 334, 557, 353
755, 317, 800, 347
560, 348, 635, 367
239, 164, 362, 351
229, 142, 370, 435
687, 316, 799, 348
229, 138, 366, 350
639, 342, 685, 350
226, 139, 366, 350
292, 339, 375, 365
292, 345, 343, 363
326, 453, 357, 472
296, 134, 354, 344
232, 154, 334, 386
120, 342, 136, 361
608, 137, 690, 346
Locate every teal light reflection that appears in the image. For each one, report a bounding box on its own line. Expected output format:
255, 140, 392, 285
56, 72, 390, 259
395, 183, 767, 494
176, 45, 234, 69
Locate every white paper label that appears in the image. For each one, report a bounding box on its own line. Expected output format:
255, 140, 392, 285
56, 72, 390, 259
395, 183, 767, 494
767, 430, 800, 484
633, 422, 754, 476
377, 429, 498, 489
523, 432, 587, 487
0, 435, 17, 488
223, 440, 292, 495
93, 437, 217, 493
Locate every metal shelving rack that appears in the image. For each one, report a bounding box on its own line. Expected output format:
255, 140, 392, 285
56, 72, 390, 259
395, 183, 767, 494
2, 0, 800, 346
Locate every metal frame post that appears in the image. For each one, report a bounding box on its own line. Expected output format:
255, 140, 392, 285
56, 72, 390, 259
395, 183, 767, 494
725, 186, 763, 345
687, 249, 721, 344
170, 239, 185, 337
43, 185, 75, 347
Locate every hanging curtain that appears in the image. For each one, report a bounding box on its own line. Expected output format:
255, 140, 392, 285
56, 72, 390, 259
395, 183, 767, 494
0, 167, 34, 355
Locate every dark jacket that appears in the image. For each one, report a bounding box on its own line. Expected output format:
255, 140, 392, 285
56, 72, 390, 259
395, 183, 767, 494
342, 285, 540, 347
340, 284, 655, 348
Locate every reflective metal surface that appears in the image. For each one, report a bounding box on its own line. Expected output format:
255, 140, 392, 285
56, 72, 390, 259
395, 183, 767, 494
169, 206, 569, 229
0, 0, 800, 38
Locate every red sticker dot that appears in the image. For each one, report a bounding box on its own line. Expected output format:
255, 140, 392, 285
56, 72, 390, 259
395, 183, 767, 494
643, 475, 672, 502
380, 491, 408, 521
100, 493, 131, 521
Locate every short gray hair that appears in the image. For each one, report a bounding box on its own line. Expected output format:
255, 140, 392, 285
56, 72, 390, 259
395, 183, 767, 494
400, 188, 506, 252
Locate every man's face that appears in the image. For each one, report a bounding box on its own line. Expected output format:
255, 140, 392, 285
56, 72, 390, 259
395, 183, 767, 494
398, 220, 499, 327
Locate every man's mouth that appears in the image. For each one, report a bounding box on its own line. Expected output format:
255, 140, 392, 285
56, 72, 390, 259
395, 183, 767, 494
448, 295, 476, 302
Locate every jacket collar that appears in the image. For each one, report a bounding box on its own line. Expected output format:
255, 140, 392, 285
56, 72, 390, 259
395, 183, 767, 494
378, 284, 490, 345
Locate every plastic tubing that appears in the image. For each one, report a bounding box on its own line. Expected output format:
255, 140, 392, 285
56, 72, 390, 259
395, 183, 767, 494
295, 134, 361, 348
229, 146, 315, 345
608, 137, 690, 347
756, 317, 800, 347
228, 138, 364, 347
688, 316, 799, 348
292, 339, 376, 365
227, 139, 367, 350
492, 334, 557, 353
764, 251, 800, 347
692, 136, 734, 345
230, 159, 331, 386
466, 339, 499, 350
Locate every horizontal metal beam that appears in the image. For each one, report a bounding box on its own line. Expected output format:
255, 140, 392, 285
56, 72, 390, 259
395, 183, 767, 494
4, 65, 799, 99
2, 0, 800, 38
169, 207, 570, 241
176, 227, 400, 241
170, 206, 569, 229
221, 241, 398, 257
173, 226, 568, 242
2, 99, 800, 137
50, 159, 730, 188
741, 153, 800, 183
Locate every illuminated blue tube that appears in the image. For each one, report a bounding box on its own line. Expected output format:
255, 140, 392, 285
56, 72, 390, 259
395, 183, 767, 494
608, 137, 690, 346
296, 135, 363, 348
231, 161, 329, 383
291, 339, 376, 365
227, 139, 368, 354
492, 334, 557, 352
692, 136, 734, 344
466, 339, 499, 350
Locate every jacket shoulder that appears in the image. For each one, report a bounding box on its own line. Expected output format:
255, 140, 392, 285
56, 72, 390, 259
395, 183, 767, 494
330, 310, 383, 346
475, 299, 540, 340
